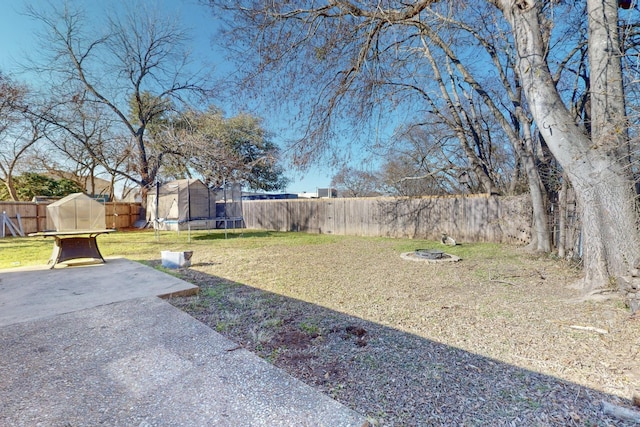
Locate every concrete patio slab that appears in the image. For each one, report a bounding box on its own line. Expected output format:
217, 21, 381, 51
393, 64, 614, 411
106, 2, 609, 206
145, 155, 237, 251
0, 257, 198, 327
0, 259, 367, 426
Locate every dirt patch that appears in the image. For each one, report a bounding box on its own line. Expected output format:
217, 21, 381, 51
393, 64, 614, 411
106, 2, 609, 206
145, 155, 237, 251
168, 236, 640, 426
272, 327, 317, 349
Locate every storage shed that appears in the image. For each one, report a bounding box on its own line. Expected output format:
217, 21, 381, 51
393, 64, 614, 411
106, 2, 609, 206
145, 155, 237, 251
147, 179, 243, 231
46, 192, 106, 231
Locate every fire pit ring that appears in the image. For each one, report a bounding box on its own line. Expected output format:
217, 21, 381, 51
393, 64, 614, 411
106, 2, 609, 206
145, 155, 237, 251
414, 249, 444, 260
400, 250, 461, 263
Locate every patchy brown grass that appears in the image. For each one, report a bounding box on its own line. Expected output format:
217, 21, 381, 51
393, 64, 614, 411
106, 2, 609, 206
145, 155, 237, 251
164, 232, 639, 426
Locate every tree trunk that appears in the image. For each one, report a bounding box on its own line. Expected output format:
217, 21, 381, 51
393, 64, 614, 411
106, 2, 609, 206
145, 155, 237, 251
4, 175, 19, 201
135, 131, 151, 210
571, 162, 640, 288
421, 25, 549, 250
420, 40, 499, 194
557, 176, 567, 258
588, 0, 628, 159
582, 0, 639, 287
499, 0, 640, 290
518, 118, 551, 252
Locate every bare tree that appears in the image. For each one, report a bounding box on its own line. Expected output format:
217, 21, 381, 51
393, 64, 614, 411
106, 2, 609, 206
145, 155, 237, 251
26, 2, 211, 208
492, 0, 640, 290
27, 88, 128, 201
208, 0, 556, 250
206, 0, 639, 292
414, 13, 554, 251
377, 124, 480, 196
0, 74, 45, 201
331, 165, 381, 197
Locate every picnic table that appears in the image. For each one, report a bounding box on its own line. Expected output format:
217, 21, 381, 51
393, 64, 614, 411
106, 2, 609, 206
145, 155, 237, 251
28, 229, 116, 268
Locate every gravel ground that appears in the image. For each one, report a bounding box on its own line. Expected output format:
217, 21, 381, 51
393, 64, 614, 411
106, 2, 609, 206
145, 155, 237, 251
167, 235, 640, 426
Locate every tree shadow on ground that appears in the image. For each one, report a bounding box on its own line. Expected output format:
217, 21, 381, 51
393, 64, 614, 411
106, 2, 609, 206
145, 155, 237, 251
163, 265, 638, 426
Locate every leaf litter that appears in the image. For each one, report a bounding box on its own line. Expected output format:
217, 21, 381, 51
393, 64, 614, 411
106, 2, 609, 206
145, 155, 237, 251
168, 237, 640, 426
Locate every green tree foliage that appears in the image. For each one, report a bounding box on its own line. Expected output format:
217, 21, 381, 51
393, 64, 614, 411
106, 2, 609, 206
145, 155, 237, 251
0, 173, 84, 201
128, 91, 172, 137
167, 108, 289, 191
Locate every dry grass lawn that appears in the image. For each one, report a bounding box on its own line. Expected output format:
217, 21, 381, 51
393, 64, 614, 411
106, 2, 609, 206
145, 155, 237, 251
163, 232, 640, 426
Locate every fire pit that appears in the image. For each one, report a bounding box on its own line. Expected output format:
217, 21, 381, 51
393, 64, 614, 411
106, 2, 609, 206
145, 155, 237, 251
414, 249, 444, 260
400, 249, 461, 263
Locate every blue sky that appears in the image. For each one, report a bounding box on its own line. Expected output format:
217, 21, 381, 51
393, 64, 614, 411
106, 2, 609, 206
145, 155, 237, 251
0, 0, 336, 194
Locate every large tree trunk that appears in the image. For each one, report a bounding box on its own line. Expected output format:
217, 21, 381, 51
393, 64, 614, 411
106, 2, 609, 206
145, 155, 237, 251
498, 0, 640, 291
572, 165, 640, 286
588, 0, 628, 155
517, 117, 551, 252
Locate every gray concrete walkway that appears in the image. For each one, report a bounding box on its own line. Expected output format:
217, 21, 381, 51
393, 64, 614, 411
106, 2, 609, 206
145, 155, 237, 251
0, 258, 366, 426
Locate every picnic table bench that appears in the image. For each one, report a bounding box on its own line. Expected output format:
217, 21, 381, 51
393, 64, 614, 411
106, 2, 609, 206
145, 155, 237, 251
28, 229, 116, 268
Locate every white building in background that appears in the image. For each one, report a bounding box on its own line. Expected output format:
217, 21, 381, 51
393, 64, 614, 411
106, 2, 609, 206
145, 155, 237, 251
317, 188, 337, 198
297, 188, 337, 199
297, 192, 317, 199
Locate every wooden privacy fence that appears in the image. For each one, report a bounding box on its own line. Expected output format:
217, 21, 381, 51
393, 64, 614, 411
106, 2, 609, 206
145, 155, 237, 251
104, 202, 143, 230
2, 195, 535, 244
242, 194, 533, 244
0, 201, 141, 236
